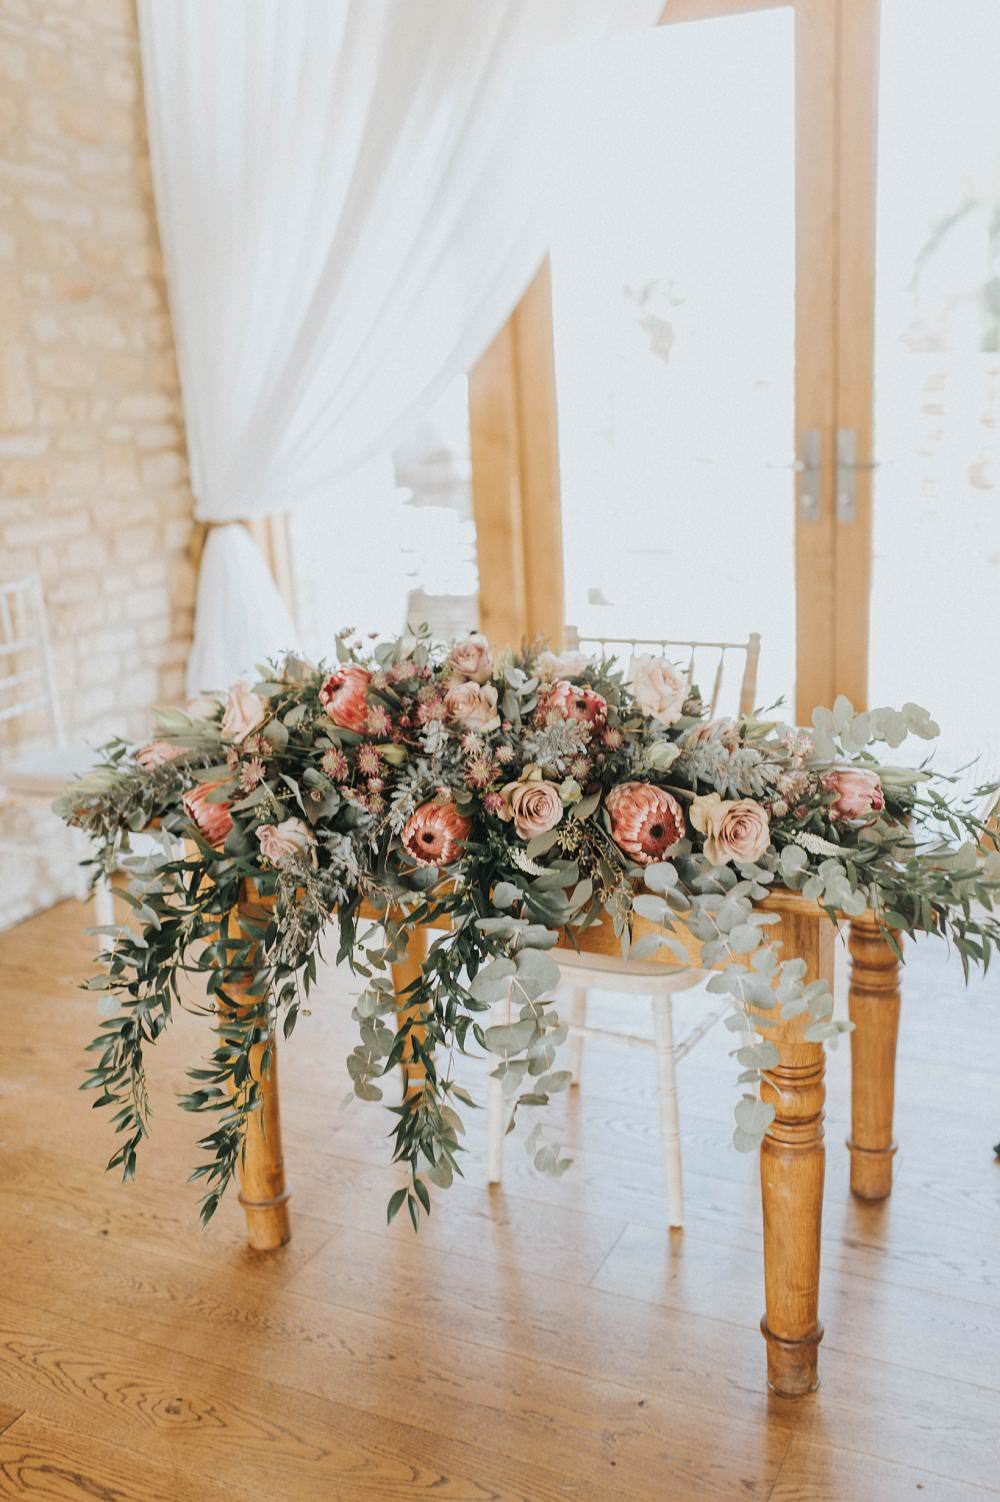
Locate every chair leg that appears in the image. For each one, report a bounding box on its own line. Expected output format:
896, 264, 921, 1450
568, 987, 587, 1087
652, 992, 684, 1229
93, 874, 115, 951
487, 1068, 505, 1185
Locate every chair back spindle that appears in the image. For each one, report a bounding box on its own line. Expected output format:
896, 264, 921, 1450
0, 575, 65, 746
564, 625, 762, 720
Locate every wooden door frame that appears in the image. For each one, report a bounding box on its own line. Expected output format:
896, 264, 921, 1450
470, 0, 881, 718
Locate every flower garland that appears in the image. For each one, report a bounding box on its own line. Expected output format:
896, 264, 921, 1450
57, 627, 1000, 1228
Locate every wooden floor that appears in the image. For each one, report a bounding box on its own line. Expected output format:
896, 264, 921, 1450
0, 900, 998, 1501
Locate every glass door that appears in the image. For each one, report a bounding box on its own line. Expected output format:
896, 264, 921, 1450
549, 6, 798, 714
868, 0, 1000, 786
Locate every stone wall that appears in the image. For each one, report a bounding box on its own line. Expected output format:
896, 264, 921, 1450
0, 0, 195, 927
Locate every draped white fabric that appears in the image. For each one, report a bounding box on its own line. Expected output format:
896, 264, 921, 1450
138, 0, 661, 694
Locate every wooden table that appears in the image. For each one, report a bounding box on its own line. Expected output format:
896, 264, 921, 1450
221, 886, 901, 1398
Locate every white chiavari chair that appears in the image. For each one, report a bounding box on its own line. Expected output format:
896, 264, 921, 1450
487, 627, 762, 1228
0, 575, 114, 937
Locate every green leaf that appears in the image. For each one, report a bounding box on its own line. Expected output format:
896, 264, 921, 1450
468, 957, 516, 1004
387, 1186, 407, 1224
734, 1095, 775, 1135
484, 1019, 537, 1055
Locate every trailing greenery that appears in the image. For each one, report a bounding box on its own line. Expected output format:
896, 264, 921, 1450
56, 627, 1000, 1226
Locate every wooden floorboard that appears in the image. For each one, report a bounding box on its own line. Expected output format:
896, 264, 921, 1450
1, 896, 998, 1500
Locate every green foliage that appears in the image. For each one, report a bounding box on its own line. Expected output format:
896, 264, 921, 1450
57, 634, 1000, 1224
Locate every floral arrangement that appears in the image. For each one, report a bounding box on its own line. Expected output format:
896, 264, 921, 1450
57, 627, 1000, 1228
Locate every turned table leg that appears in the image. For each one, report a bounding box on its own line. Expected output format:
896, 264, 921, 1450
224, 893, 290, 1251
756, 905, 834, 1396
391, 922, 428, 1097
847, 912, 901, 1200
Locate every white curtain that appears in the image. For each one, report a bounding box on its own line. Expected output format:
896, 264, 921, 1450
138, 0, 661, 694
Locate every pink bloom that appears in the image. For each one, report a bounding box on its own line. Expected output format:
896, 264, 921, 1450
240, 757, 266, 792
606, 782, 685, 865
182, 780, 234, 846
501, 777, 564, 841
136, 740, 186, 770
357, 744, 382, 777
321, 747, 349, 781
690, 793, 770, 866
602, 727, 623, 749
365, 705, 392, 737
447, 633, 493, 684
221, 681, 266, 740
823, 767, 884, 821
545, 680, 607, 727
465, 756, 495, 789
319, 665, 370, 733
256, 817, 316, 868
483, 791, 505, 816
402, 800, 472, 867
416, 695, 446, 724
445, 680, 500, 732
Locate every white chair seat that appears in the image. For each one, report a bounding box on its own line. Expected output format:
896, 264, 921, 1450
554, 946, 704, 995
1, 743, 100, 800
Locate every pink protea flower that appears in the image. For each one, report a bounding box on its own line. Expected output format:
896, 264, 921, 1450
823, 767, 885, 820
136, 740, 186, 770
606, 781, 685, 865
319, 665, 370, 732
182, 779, 234, 846
401, 800, 471, 867
544, 680, 607, 727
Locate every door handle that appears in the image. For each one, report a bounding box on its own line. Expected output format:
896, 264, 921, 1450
836, 428, 879, 523
795, 429, 822, 522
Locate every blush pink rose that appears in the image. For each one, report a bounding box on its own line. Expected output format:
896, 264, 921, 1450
545, 680, 607, 727
447, 633, 493, 684
606, 781, 685, 864
319, 665, 371, 733
221, 680, 266, 740
444, 679, 501, 732
182, 780, 234, 846
256, 817, 316, 868
502, 778, 564, 841
136, 740, 186, 770
402, 800, 472, 867
690, 792, 770, 866
823, 767, 884, 820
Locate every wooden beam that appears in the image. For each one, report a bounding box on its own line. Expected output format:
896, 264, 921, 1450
469, 257, 564, 650
659, 0, 790, 23
793, 0, 840, 722
832, 0, 880, 709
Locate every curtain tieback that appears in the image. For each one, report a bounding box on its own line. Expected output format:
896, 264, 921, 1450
188, 517, 251, 570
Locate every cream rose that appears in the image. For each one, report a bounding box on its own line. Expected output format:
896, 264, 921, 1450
628, 655, 687, 727
445, 679, 500, 732
535, 648, 591, 681
222, 681, 266, 740
256, 817, 316, 868
447, 633, 492, 684
690, 792, 770, 866
501, 775, 563, 841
